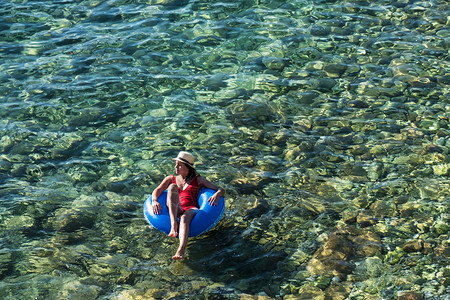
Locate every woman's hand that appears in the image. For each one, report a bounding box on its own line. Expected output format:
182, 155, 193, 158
151, 175, 173, 215
208, 193, 219, 206
152, 200, 161, 214
197, 177, 224, 206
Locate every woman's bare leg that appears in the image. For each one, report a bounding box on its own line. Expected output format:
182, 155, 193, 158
173, 208, 197, 259
167, 184, 182, 237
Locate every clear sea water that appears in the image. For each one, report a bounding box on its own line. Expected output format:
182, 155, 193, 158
0, 0, 449, 299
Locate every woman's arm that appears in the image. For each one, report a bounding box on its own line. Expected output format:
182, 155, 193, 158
151, 175, 173, 214
197, 176, 225, 206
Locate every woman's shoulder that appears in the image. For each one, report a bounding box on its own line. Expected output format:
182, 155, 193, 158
196, 175, 208, 184
162, 175, 176, 183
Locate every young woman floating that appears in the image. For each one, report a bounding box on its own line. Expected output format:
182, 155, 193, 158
151, 151, 225, 259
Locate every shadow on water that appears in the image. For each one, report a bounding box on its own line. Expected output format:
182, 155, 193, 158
186, 220, 288, 297
179, 188, 321, 298
178, 187, 341, 298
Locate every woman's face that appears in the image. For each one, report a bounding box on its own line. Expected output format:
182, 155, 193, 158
175, 161, 189, 176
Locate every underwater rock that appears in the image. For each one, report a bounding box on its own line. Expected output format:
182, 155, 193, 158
310, 25, 330, 36
351, 232, 382, 257
397, 291, 424, 300
50, 209, 96, 232
244, 199, 270, 220
324, 63, 347, 77
352, 256, 385, 282
292, 199, 323, 219
8, 141, 36, 155
324, 282, 353, 300
432, 164, 449, 176
293, 91, 320, 105
284, 167, 307, 187
194, 36, 223, 46
0, 136, 13, 152
229, 156, 256, 167
348, 100, 369, 108
230, 171, 277, 193
307, 233, 355, 278
402, 240, 423, 253
356, 210, 378, 227
364, 256, 384, 278
3, 215, 35, 231
258, 40, 285, 57
262, 57, 289, 70
294, 284, 325, 299
385, 247, 407, 265
67, 165, 102, 183
58, 280, 102, 299
203, 73, 229, 91
104, 191, 136, 212
369, 200, 396, 218
51, 139, 88, 159
114, 281, 167, 299
341, 208, 359, 225
88, 260, 119, 277
341, 162, 368, 179
315, 78, 337, 92
228, 100, 274, 126
409, 77, 437, 89
421, 144, 445, 155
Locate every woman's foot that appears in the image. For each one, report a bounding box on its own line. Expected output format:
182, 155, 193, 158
168, 223, 178, 237
172, 248, 185, 260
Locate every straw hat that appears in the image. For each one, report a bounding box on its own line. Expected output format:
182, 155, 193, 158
173, 151, 195, 168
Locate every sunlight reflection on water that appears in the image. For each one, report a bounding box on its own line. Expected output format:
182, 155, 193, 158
0, 0, 449, 299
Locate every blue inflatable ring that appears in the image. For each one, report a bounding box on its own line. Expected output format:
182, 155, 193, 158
143, 188, 225, 237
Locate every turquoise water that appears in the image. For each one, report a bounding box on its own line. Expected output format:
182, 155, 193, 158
0, 0, 449, 299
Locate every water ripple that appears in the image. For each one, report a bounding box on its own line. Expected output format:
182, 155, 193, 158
0, 0, 449, 298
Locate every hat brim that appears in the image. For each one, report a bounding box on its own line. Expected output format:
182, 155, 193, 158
173, 158, 195, 168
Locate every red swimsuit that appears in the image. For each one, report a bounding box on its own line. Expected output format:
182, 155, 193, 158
172, 175, 200, 211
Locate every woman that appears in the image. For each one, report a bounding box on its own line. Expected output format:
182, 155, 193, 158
151, 151, 225, 259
